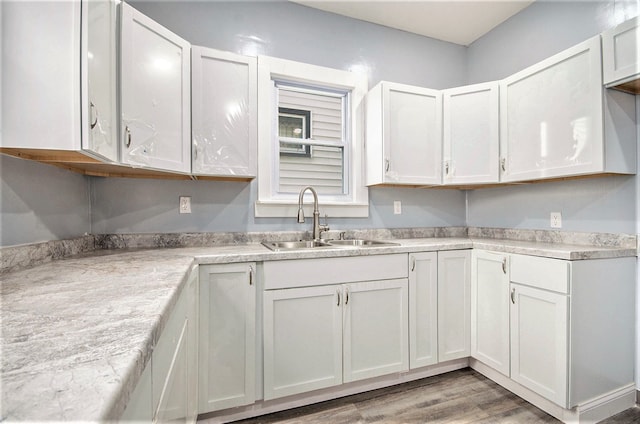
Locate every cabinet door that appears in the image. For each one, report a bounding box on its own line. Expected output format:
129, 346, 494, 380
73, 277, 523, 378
1, 1, 82, 151
120, 3, 191, 173
443, 82, 499, 184
343, 279, 409, 382
152, 271, 198, 423
602, 16, 640, 89
500, 37, 603, 182
409, 252, 438, 369
437, 250, 471, 362
192, 47, 257, 177
199, 263, 255, 413
471, 251, 510, 376
82, 0, 118, 162
263, 285, 342, 400
384, 82, 442, 185
510, 284, 568, 407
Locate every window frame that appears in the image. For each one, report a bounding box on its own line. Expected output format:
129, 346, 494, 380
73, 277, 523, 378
255, 55, 369, 218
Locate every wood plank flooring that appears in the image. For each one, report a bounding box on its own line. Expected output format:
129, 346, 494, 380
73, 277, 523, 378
235, 369, 640, 423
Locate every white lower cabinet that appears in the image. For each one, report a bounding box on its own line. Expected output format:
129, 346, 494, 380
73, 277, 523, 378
471, 250, 510, 376
153, 267, 198, 423
262, 255, 409, 401
198, 263, 256, 414
437, 250, 471, 362
472, 252, 636, 415
408, 252, 438, 369
121, 267, 198, 423
343, 279, 409, 383
510, 282, 568, 406
263, 285, 343, 400
264, 279, 408, 400
409, 250, 471, 368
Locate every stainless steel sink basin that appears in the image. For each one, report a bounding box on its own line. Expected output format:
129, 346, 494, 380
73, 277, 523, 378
328, 239, 400, 247
262, 239, 399, 251
262, 240, 334, 251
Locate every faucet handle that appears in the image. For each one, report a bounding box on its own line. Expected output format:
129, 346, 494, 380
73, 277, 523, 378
319, 214, 330, 237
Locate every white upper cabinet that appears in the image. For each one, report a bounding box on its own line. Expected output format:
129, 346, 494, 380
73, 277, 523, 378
83, 0, 118, 162
1, 0, 116, 162
442, 82, 499, 185
2, 1, 81, 151
602, 16, 640, 92
500, 36, 636, 182
366, 81, 442, 186
191, 47, 257, 178
120, 3, 191, 173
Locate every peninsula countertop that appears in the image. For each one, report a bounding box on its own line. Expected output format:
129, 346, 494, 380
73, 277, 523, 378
1, 236, 636, 421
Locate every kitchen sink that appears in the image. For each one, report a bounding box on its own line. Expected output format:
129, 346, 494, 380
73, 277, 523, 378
261, 240, 334, 251
327, 239, 400, 247
261, 239, 399, 251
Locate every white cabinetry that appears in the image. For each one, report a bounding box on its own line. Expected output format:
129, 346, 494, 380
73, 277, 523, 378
442, 82, 499, 185
366, 81, 442, 186
500, 36, 636, 182
198, 263, 256, 414
471, 250, 510, 376
191, 47, 257, 178
509, 254, 635, 409
120, 366, 152, 422
84, 0, 119, 162
602, 16, 640, 92
120, 2, 191, 173
408, 252, 438, 369
437, 250, 471, 362
121, 267, 198, 422
1, 0, 117, 162
153, 267, 198, 423
263, 285, 343, 400
409, 250, 470, 368
510, 280, 568, 406
263, 255, 408, 400
343, 279, 409, 383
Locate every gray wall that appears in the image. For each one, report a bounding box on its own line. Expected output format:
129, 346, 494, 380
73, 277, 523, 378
466, 0, 639, 234
90, 0, 469, 236
2, 0, 639, 245
0, 155, 91, 246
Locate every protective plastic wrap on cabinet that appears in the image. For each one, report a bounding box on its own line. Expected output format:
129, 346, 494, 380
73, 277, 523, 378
192, 88, 252, 176
121, 116, 158, 168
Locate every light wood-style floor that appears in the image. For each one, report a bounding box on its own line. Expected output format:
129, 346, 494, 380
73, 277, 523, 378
236, 369, 640, 423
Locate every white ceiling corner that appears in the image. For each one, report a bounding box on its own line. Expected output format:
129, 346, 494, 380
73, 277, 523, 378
289, 0, 534, 46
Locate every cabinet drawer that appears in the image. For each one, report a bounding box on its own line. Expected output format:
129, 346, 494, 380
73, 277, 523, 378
263, 254, 408, 290
510, 254, 570, 294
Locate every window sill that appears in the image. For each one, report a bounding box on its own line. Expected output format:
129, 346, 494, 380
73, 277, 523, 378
254, 201, 369, 218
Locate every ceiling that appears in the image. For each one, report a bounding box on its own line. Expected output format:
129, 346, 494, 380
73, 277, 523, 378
290, 0, 534, 46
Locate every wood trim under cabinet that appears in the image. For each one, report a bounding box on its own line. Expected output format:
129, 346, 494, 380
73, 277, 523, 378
0, 148, 253, 181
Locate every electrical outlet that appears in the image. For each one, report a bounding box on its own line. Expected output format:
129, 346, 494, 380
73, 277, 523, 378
394, 200, 402, 215
179, 196, 192, 214
550, 212, 562, 228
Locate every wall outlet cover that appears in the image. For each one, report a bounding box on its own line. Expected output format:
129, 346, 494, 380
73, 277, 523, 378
550, 212, 562, 228
179, 196, 192, 214
393, 201, 402, 215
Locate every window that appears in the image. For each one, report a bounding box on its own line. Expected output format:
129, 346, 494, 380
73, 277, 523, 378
255, 56, 369, 218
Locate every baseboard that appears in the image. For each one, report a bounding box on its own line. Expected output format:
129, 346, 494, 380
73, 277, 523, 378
199, 358, 469, 423
470, 359, 636, 423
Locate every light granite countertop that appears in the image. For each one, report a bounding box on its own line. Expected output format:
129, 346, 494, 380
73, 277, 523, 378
1, 234, 636, 422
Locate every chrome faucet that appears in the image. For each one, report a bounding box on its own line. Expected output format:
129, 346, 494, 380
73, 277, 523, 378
297, 186, 329, 240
